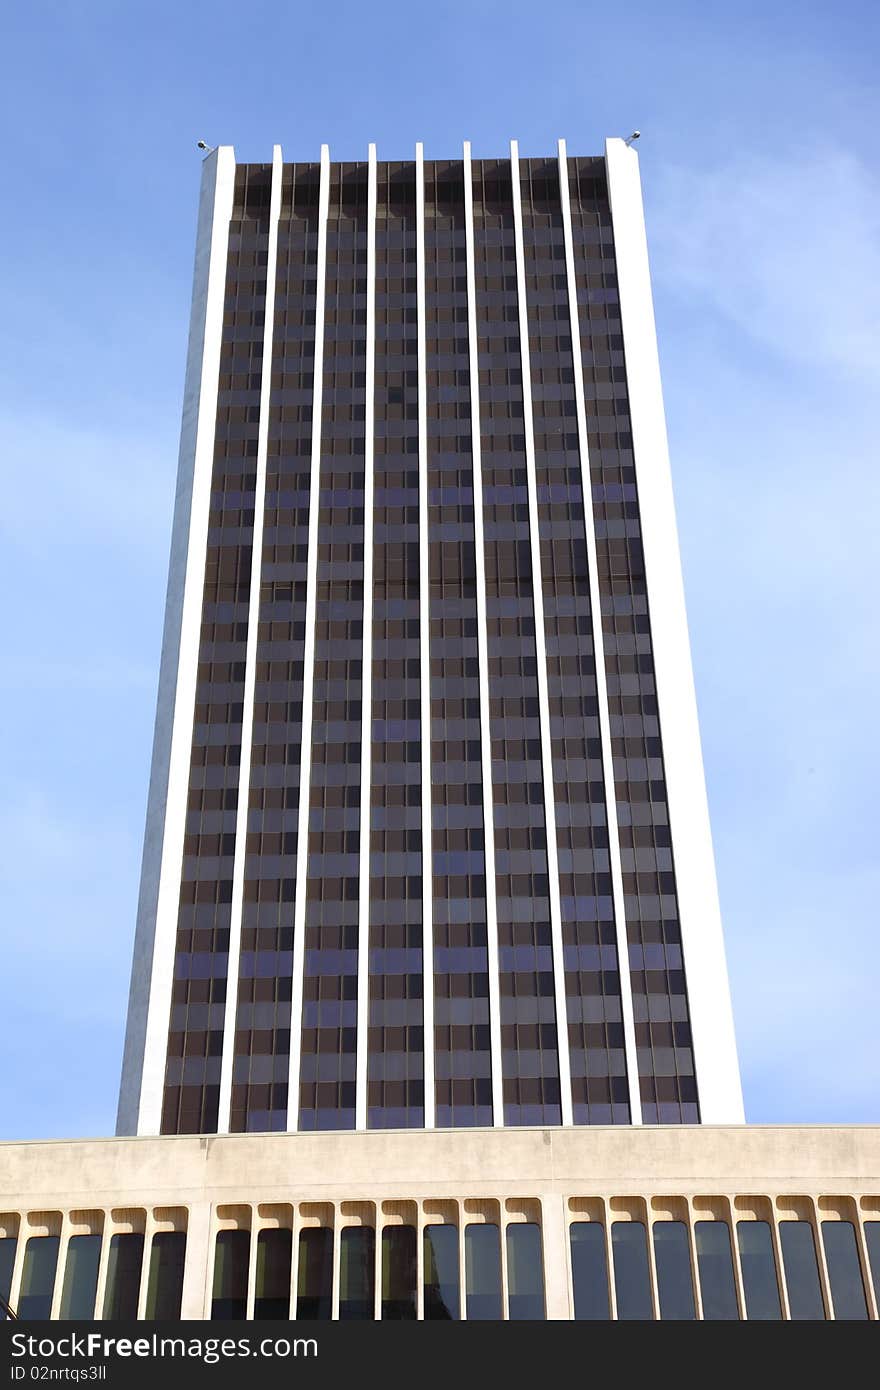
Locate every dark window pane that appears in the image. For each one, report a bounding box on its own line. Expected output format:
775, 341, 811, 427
255, 1229, 292, 1320
865, 1222, 880, 1307
652, 1221, 695, 1320
737, 1222, 781, 1320
339, 1227, 375, 1321
381, 1226, 416, 1320
779, 1221, 825, 1320
506, 1224, 544, 1320
59, 1235, 101, 1320
423, 1225, 459, 1320
0, 1238, 16, 1321
821, 1222, 868, 1320
465, 1224, 502, 1320
296, 1228, 332, 1320
145, 1232, 186, 1321
695, 1221, 738, 1320
611, 1222, 652, 1320
18, 1236, 59, 1321
211, 1230, 249, 1320
570, 1223, 610, 1320
103, 1234, 144, 1320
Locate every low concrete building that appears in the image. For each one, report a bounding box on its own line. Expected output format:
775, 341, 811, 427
1, 1126, 878, 1320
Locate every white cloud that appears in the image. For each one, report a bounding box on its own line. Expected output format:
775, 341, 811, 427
650, 144, 880, 379
648, 144, 880, 1120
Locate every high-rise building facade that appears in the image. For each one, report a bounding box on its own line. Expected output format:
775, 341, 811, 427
117, 138, 742, 1140
3, 140, 879, 1330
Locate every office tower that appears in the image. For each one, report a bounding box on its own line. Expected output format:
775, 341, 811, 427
3, 141, 877, 1330
117, 138, 742, 1139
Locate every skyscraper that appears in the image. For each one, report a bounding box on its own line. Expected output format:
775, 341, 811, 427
117, 138, 742, 1140
3, 141, 877, 1330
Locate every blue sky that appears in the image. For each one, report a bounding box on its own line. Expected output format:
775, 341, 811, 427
1, 0, 877, 1139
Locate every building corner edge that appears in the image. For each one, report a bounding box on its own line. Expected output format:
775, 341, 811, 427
116, 146, 237, 1135
604, 136, 744, 1124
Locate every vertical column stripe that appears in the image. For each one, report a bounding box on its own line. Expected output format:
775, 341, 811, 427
603, 137, 743, 1123
355, 144, 378, 1131
462, 139, 504, 1127
217, 146, 284, 1132
48, 1215, 70, 1320
330, 1207, 341, 1319
415, 1209, 426, 1319
120, 147, 236, 1135
286, 145, 332, 1132
558, 138, 642, 1122
415, 142, 436, 1129
509, 141, 574, 1127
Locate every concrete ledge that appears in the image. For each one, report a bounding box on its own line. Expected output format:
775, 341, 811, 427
2, 1126, 878, 1207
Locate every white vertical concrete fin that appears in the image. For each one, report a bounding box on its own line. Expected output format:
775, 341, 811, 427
604, 137, 744, 1123
557, 138, 642, 1123
217, 146, 284, 1133
356, 143, 379, 1131
509, 138, 574, 1126
287, 144, 332, 1131
462, 140, 505, 1126
117, 145, 237, 1136
415, 141, 436, 1128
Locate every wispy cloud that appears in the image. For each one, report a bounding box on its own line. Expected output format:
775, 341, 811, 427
648, 142, 880, 1122
651, 143, 880, 379
0, 355, 174, 1142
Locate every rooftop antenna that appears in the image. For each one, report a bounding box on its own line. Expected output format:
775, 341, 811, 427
624, 131, 641, 147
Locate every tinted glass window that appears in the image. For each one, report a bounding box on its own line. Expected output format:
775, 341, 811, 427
59, 1235, 101, 1320
465, 1224, 502, 1320
611, 1222, 652, 1319
694, 1221, 738, 1320
18, 1236, 59, 1321
211, 1230, 249, 1320
865, 1222, 880, 1307
506, 1224, 545, 1320
737, 1222, 780, 1320
145, 1232, 186, 1321
423, 1225, 459, 1320
0, 1238, 16, 1321
296, 1228, 332, 1320
652, 1221, 694, 1320
779, 1221, 825, 1320
570, 1223, 610, 1320
381, 1226, 417, 1320
255, 1229, 292, 1319
103, 1233, 144, 1320
339, 1227, 375, 1320
821, 1222, 867, 1320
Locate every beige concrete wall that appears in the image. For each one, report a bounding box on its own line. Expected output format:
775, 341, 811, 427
2, 1125, 879, 1206
2, 1126, 878, 1320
